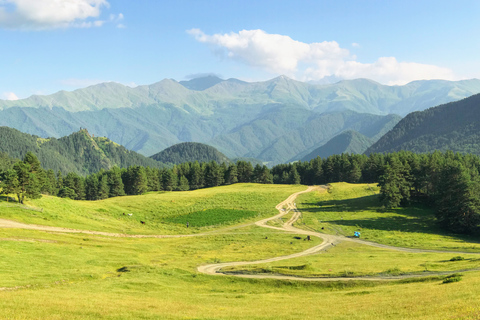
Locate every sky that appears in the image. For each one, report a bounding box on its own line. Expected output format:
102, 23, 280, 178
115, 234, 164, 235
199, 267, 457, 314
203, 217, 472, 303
1, 0, 479, 100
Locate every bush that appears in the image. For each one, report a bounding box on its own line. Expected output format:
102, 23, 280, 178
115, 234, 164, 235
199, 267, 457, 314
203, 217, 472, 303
450, 256, 465, 261
442, 274, 463, 284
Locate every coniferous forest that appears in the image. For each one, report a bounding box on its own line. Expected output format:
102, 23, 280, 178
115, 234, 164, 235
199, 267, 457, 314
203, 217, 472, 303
1, 150, 479, 235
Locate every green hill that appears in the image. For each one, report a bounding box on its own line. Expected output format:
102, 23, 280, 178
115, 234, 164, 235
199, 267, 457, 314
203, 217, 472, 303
150, 142, 230, 165
366, 93, 480, 155
0, 127, 165, 175
300, 130, 373, 161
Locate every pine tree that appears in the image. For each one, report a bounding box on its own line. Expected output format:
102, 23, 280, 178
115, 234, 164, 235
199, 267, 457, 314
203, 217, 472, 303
0, 169, 19, 202
177, 175, 190, 191
224, 164, 238, 185
85, 174, 99, 200
98, 174, 109, 199
107, 166, 126, 197
435, 161, 480, 233
288, 166, 301, 185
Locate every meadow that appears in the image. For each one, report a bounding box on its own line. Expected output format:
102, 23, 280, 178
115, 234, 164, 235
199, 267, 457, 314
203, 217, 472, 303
1, 183, 480, 319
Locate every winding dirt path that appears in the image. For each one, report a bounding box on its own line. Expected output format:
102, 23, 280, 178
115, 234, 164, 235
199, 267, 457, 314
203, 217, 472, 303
198, 186, 480, 281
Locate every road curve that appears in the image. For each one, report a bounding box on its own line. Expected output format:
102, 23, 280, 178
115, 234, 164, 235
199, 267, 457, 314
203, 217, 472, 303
197, 185, 480, 281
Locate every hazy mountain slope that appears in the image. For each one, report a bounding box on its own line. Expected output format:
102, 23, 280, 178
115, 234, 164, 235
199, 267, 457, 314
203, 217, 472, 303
210, 108, 401, 165
1, 76, 479, 164
0, 127, 165, 175
2, 76, 479, 116
300, 130, 373, 161
150, 142, 230, 165
366, 93, 480, 155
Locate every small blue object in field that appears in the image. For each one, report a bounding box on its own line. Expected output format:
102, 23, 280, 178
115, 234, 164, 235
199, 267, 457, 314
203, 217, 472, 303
354, 231, 361, 238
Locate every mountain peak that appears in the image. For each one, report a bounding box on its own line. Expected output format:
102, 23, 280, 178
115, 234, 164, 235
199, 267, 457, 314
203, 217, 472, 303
179, 75, 224, 91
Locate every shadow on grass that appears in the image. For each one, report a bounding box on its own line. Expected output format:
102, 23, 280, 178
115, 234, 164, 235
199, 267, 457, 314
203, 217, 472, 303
302, 194, 480, 244
0, 195, 17, 203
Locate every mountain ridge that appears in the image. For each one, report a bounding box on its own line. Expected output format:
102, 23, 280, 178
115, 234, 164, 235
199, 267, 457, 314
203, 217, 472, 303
366, 93, 480, 155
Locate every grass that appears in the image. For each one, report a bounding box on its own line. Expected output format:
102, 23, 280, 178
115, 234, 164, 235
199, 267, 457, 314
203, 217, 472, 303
0, 183, 306, 234
295, 182, 480, 251
1, 183, 480, 319
163, 208, 259, 227
222, 241, 480, 278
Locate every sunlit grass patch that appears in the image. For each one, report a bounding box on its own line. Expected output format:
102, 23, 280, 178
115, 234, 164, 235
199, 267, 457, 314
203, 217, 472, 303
163, 208, 258, 227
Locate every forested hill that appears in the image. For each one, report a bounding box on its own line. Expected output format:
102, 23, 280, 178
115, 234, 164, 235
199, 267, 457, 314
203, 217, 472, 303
150, 142, 231, 165
0, 127, 165, 175
366, 93, 480, 155
300, 130, 373, 161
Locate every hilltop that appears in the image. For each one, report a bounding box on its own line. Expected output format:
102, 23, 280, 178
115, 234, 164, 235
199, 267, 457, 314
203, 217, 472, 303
150, 142, 230, 165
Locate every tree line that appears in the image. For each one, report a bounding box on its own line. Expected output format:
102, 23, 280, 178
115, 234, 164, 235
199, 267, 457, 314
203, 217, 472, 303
1, 150, 479, 234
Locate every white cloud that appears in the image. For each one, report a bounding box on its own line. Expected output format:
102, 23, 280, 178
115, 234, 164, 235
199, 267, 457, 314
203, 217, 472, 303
2, 92, 19, 100
351, 42, 360, 48
189, 29, 457, 85
0, 0, 118, 30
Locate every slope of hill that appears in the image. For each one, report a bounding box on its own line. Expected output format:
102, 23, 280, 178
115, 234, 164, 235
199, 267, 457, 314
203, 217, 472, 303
300, 130, 373, 161
0, 76, 479, 164
366, 93, 480, 155
150, 142, 230, 164
0, 127, 165, 175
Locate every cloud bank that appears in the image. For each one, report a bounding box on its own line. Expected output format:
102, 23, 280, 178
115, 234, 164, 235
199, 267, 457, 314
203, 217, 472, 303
188, 28, 456, 85
0, 0, 122, 30
2, 92, 19, 100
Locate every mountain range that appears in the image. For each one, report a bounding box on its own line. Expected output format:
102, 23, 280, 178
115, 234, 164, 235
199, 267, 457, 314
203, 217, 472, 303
1, 76, 480, 164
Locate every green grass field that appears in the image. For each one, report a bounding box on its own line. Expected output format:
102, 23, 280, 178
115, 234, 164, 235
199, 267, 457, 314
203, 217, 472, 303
295, 182, 480, 251
1, 183, 480, 319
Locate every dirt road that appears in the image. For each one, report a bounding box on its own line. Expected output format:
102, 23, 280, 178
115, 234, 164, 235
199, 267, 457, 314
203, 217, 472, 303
198, 185, 480, 281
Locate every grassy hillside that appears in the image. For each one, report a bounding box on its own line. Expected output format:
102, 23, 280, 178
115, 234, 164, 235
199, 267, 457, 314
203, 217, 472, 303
366, 93, 480, 155
0, 184, 306, 234
1, 183, 480, 319
150, 142, 231, 165
0, 126, 164, 175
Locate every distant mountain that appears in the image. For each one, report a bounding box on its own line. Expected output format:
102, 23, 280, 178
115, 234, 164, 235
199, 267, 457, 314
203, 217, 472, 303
150, 142, 230, 165
1, 76, 479, 164
0, 127, 165, 175
179, 75, 224, 91
300, 130, 373, 161
366, 93, 480, 155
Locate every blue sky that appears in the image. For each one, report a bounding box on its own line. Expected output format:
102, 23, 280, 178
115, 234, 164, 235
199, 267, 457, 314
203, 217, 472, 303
1, 0, 479, 99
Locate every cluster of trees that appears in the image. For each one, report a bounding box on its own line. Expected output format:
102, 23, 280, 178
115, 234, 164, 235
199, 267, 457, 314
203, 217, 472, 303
1, 150, 479, 234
